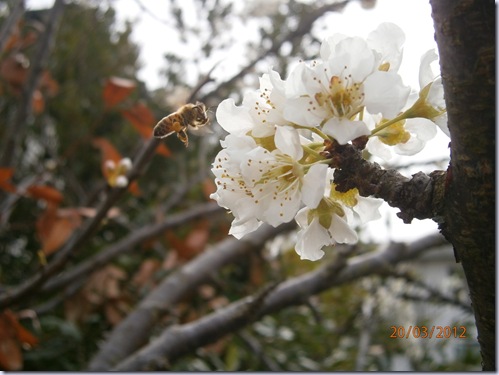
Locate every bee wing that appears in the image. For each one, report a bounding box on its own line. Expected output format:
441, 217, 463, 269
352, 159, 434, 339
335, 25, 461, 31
153, 121, 175, 139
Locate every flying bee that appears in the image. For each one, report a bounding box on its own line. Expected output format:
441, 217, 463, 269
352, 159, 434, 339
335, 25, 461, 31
153, 101, 210, 147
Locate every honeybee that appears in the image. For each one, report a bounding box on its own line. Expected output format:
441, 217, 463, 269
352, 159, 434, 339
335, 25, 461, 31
153, 102, 210, 147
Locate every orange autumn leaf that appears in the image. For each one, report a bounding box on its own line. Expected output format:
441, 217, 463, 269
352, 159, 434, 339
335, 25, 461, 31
121, 103, 171, 157
155, 143, 172, 157
0, 168, 16, 193
92, 137, 122, 167
39, 70, 59, 97
36, 206, 82, 256
26, 184, 64, 205
32, 90, 45, 114
121, 102, 156, 138
166, 221, 210, 260
103, 76, 136, 108
0, 53, 29, 91
3, 20, 39, 53
0, 310, 38, 371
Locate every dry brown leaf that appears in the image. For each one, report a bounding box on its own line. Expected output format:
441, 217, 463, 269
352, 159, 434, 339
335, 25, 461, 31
104, 297, 131, 326
132, 259, 161, 288
0, 53, 28, 91
64, 292, 96, 324
92, 137, 122, 170
166, 222, 210, 261
0, 310, 38, 371
31, 89, 45, 114
26, 184, 64, 205
36, 206, 82, 256
121, 102, 156, 138
85, 265, 127, 304
102, 76, 136, 108
0, 168, 16, 193
121, 103, 172, 158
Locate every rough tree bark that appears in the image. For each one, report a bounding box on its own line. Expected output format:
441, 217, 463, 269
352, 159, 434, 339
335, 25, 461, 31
430, 0, 495, 370
331, 0, 495, 369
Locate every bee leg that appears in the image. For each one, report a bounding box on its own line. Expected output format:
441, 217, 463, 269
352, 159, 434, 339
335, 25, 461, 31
177, 129, 189, 147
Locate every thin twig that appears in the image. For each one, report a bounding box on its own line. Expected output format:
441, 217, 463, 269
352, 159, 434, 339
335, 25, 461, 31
0, 0, 25, 54
237, 331, 283, 371
0, 0, 65, 167
199, 1, 350, 104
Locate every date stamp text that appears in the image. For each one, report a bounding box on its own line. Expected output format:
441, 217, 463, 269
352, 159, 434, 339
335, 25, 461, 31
389, 325, 467, 339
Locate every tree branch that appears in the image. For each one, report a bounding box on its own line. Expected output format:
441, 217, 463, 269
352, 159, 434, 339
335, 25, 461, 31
113, 234, 447, 370
328, 140, 447, 224
87, 222, 296, 371
41, 201, 222, 294
430, 0, 495, 370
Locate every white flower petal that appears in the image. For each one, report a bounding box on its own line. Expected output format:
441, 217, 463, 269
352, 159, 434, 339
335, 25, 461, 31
295, 211, 330, 261
427, 77, 446, 110
367, 22, 405, 71
354, 196, 383, 223
328, 214, 358, 244
275, 126, 303, 159
419, 49, 439, 88
320, 33, 348, 61
283, 97, 325, 127
322, 118, 370, 145
366, 136, 393, 161
263, 185, 301, 226
405, 118, 437, 141
302, 164, 328, 208
216, 98, 255, 135
329, 37, 375, 81
285, 62, 322, 97
364, 71, 410, 118
229, 216, 263, 239
434, 112, 450, 137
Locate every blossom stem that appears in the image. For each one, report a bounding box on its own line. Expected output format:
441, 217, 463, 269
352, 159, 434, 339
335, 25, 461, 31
369, 111, 408, 137
293, 123, 330, 141
302, 144, 327, 160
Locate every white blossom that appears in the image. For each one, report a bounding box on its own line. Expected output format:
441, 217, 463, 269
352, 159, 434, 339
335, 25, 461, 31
294, 170, 381, 261
216, 69, 288, 138
283, 29, 410, 145
211, 127, 328, 237
211, 23, 442, 261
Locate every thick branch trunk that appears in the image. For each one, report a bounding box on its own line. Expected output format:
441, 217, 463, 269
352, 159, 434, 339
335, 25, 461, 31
430, 0, 495, 370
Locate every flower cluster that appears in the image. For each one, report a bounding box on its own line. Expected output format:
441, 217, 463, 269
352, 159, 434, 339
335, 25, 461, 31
210, 23, 448, 261
105, 158, 132, 188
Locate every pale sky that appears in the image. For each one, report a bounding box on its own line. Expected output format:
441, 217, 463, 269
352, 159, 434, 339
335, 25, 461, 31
24, 0, 449, 244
